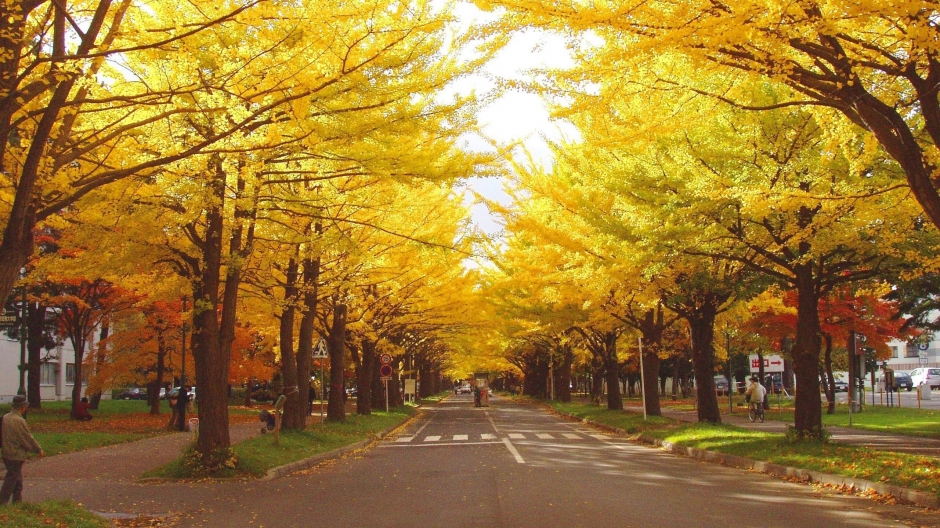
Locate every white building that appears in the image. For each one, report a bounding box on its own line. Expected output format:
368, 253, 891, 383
0, 334, 87, 404
884, 336, 937, 373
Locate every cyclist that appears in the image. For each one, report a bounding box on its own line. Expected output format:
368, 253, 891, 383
745, 376, 767, 419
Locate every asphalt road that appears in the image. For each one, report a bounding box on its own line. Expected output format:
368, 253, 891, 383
167, 394, 940, 527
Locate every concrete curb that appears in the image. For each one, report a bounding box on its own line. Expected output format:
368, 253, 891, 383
261, 411, 421, 480
551, 409, 940, 509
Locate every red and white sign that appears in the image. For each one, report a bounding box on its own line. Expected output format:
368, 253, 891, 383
379, 364, 393, 377
749, 354, 785, 373
379, 353, 392, 365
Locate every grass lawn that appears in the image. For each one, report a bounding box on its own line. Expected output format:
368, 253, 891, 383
762, 403, 940, 438
0, 500, 107, 528
0, 400, 258, 457
644, 423, 940, 496
146, 405, 417, 479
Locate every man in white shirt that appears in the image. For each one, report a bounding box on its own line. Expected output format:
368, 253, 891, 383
745, 376, 767, 411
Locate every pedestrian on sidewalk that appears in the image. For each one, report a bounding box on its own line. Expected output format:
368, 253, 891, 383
1, 395, 44, 505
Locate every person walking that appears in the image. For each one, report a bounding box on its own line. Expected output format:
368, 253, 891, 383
1, 395, 44, 505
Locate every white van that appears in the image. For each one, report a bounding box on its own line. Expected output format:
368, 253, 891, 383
909, 368, 940, 390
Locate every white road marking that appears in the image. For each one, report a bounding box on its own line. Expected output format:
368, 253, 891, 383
424, 435, 441, 442
453, 434, 468, 441
508, 433, 525, 439
502, 437, 525, 464
591, 434, 608, 440
536, 433, 554, 440
481, 433, 496, 440
380, 441, 502, 448
395, 436, 414, 443
562, 433, 581, 439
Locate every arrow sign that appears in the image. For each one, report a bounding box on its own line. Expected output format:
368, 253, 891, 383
748, 354, 785, 373
312, 338, 329, 359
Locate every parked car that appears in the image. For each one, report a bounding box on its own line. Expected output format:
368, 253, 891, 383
832, 380, 848, 393
713, 376, 730, 396
458, 385, 472, 394
892, 371, 914, 392
909, 368, 940, 390
117, 388, 146, 400
345, 387, 358, 398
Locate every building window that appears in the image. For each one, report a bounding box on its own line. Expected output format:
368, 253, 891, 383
66, 363, 75, 383
906, 343, 920, 358
891, 346, 899, 358
41, 363, 56, 385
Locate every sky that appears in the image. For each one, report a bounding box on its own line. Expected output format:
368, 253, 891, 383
450, 6, 579, 239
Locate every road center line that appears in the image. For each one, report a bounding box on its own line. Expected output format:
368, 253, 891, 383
502, 437, 525, 464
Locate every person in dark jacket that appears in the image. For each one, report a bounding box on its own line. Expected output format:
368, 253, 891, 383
75, 397, 93, 421
1, 395, 44, 504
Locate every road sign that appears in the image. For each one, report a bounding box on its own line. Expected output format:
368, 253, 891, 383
380, 376, 392, 381
749, 354, 785, 373
379, 364, 393, 377
312, 338, 329, 359
0, 312, 17, 327
918, 342, 929, 351
379, 353, 392, 365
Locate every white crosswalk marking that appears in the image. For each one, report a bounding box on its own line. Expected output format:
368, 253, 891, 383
453, 434, 468, 441
508, 433, 525, 439
562, 433, 581, 439
424, 435, 441, 442
591, 434, 608, 440
481, 434, 496, 440
536, 433, 554, 440
396, 436, 414, 443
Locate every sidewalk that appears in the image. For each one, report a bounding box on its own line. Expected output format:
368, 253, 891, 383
624, 405, 940, 457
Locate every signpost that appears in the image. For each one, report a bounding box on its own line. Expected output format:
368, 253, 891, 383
313, 338, 329, 424
380, 354, 392, 412
748, 354, 785, 373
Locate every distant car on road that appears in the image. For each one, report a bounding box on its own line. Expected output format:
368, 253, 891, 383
891, 371, 914, 392
713, 376, 730, 396
117, 388, 146, 400
458, 386, 472, 394
832, 380, 848, 393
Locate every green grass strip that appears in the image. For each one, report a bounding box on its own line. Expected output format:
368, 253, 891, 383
643, 423, 940, 497
146, 406, 415, 479
0, 500, 107, 528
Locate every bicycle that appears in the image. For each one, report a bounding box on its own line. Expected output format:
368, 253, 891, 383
748, 400, 764, 423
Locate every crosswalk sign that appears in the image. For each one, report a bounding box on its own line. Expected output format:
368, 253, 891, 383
313, 338, 329, 359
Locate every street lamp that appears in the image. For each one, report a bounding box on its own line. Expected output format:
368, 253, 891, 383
17, 267, 27, 396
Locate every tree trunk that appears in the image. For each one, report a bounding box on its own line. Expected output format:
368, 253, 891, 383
69, 331, 89, 419
90, 320, 110, 410
371, 352, 385, 411
356, 339, 375, 415
555, 345, 573, 403
792, 268, 823, 436
327, 303, 347, 422
279, 258, 302, 431
148, 331, 167, 414
642, 348, 662, 416
293, 254, 318, 422
386, 357, 404, 407
26, 301, 44, 409
688, 304, 721, 424
603, 333, 623, 410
